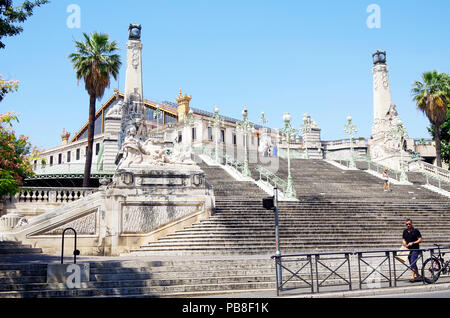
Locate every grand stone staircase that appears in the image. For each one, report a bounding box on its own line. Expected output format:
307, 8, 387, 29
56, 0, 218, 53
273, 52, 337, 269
1, 158, 449, 298
129, 159, 450, 256
199, 161, 267, 200
272, 158, 449, 202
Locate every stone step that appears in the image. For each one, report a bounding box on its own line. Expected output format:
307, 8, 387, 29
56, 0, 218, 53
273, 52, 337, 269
154, 234, 450, 242
0, 270, 46, 278
142, 240, 450, 250
90, 267, 273, 278
0, 275, 279, 292
0, 248, 43, 254
0, 281, 285, 298
0, 276, 47, 284
169, 225, 450, 232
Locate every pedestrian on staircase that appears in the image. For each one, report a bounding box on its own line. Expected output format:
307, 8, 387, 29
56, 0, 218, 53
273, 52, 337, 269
402, 218, 423, 283
382, 169, 391, 192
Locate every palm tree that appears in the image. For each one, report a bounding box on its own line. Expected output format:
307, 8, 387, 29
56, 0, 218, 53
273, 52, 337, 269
411, 71, 450, 168
69, 32, 121, 187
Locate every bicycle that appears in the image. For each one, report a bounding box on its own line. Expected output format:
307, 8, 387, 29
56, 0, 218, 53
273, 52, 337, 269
421, 244, 450, 284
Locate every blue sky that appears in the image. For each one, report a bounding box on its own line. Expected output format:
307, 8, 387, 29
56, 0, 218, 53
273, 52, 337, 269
1, 0, 449, 150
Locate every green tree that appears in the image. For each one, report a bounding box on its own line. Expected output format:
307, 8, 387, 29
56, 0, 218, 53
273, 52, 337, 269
0, 0, 49, 49
411, 71, 450, 168
0, 112, 36, 197
69, 32, 121, 187
428, 106, 450, 167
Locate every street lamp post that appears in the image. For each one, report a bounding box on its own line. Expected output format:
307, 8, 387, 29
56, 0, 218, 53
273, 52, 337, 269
344, 115, 358, 169
237, 108, 253, 177
153, 105, 163, 133
183, 109, 197, 152
392, 119, 409, 183
279, 112, 298, 199
260, 111, 268, 128
301, 113, 312, 159
209, 106, 225, 164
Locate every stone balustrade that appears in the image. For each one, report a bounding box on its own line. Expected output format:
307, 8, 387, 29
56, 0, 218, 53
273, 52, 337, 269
2, 187, 100, 220
322, 138, 368, 151
409, 160, 450, 183
14, 187, 98, 203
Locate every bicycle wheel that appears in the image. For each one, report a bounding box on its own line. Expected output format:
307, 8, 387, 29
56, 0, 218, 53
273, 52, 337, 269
421, 257, 441, 284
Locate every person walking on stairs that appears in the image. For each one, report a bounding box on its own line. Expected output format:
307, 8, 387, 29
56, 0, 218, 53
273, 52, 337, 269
382, 169, 391, 192
402, 218, 423, 283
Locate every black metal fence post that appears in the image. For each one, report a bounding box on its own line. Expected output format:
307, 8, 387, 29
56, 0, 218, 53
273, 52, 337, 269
386, 251, 392, 288
357, 252, 362, 290
392, 251, 398, 287
346, 253, 352, 291
274, 255, 280, 296
308, 255, 314, 294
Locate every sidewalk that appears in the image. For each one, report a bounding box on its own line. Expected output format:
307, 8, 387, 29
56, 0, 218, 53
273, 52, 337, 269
203, 281, 450, 298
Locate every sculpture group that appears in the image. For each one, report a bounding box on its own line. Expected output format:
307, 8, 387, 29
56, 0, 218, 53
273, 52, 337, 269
119, 125, 195, 169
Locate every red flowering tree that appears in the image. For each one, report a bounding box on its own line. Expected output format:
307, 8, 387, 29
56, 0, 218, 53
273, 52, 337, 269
0, 112, 36, 197
0, 74, 18, 102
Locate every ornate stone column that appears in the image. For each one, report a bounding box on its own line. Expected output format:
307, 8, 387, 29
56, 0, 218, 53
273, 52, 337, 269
124, 24, 144, 106
368, 50, 412, 170
372, 50, 393, 127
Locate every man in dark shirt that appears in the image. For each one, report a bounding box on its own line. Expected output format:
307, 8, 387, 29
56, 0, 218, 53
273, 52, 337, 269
402, 218, 423, 282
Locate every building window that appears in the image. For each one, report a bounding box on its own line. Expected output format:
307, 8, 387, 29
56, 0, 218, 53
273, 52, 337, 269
233, 133, 237, 145
178, 131, 183, 143
58, 153, 62, 164
208, 127, 213, 141
76, 149, 80, 161
95, 143, 100, 155
50, 156, 53, 166
221, 130, 225, 143
192, 127, 196, 141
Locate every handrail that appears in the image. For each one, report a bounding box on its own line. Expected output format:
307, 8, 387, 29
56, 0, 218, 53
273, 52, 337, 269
422, 171, 450, 191
61, 227, 80, 264
362, 159, 404, 182
333, 157, 405, 182
414, 161, 450, 183
255, 166, 288, 192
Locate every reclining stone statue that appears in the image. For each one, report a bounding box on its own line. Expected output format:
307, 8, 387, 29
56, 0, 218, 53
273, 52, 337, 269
119, 126, 195, 168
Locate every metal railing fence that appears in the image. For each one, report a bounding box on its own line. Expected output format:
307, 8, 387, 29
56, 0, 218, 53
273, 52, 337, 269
272, 246, 450, 296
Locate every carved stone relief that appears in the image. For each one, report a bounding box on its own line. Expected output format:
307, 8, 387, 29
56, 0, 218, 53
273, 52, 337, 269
32, 211, 97, 236
121, 204, 200, 234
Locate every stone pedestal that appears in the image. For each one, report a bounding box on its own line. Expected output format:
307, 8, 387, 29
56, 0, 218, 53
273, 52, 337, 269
104, 165, 214, 255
